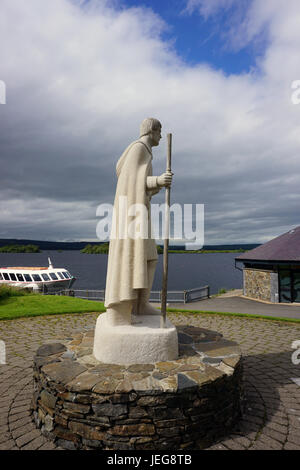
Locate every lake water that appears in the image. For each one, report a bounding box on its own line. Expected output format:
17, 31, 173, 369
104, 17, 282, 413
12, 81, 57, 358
0, 251, 242, 295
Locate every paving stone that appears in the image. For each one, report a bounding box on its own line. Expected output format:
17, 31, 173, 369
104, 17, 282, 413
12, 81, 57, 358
264, 426, 286, 443
258, 435, 284, 450
0, 406, 10, 415
286, 433, 300, 446
0, 439, 16, 450
0, 432, 11, 444
66, 371, 103, 392
8, 411, 31, 423
248, 440, 269, 450
0, 311, 300, 450
12, 423, 36, 440
38, 441, 57, 450
229, 436, 251, 448
272, 416, 288, 427
222, 439, 246, 450
194, 339, 240, 357
206, 443, 228, 450
36, 343, 67, 357
247, 408, 265, 418
15, 429, 41, 448
284, 442, 300, 450
12, 399, 31, 408
177, 373, 198, 389
243, 414, 264, 426
127, 364, 155, 373
10, 405, 30, 416
288, 416, 300, 428
0, 418, 8, 427
21, 436, 47, 450
42, 361, 87, 384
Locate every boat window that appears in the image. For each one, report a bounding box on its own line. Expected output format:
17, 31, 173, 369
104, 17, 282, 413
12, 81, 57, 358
42, 274, 50, 281
16, 274, 24, 282
0, 273, 3, 280
3, 273, 10, 281
279, 270, 291, 303
32, 274, 42, 282
62, 272, 70, 279
49, 273, 58, 280
66, 271, 72, 278
245, 263, 274, 270
24, 274, 32, 282
9, 273, 17, 281
57, 272, 65, 279
293, 272, 300, 302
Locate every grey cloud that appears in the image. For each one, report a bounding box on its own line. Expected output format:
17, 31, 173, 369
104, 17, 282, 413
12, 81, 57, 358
1, 0, 300, 245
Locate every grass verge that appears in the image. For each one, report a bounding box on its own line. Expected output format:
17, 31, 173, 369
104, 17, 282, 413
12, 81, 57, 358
1, 293, 299, 324
0, 294, 105, 321
167, 308, 300, 324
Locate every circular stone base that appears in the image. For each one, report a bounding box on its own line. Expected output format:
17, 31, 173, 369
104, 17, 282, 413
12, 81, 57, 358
31, 325, 243, 450
93, 313, 179, 364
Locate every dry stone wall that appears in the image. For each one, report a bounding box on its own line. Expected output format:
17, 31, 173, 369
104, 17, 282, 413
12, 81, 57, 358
244, 269, 272, 302
31, 325, 243, 450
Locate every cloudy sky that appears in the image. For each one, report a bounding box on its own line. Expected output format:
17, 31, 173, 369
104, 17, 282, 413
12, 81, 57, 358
1, 0, 300, 246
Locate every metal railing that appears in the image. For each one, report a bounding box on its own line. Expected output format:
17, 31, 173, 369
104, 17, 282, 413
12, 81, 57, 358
184, 285, 210, 303
50, 285, 210, 304
149, 286, 210, 303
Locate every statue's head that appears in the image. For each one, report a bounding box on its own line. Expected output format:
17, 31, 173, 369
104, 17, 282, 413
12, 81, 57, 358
140, 118, 162, 147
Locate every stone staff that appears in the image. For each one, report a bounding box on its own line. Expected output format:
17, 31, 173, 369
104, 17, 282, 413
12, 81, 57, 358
161, 133, 172, 328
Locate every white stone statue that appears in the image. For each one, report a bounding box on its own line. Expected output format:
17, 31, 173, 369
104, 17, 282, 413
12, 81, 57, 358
93, 118, 178, 364
104, 118, 172, 326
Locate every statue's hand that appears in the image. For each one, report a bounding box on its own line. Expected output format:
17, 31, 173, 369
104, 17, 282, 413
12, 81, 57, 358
157, 171, 173, 187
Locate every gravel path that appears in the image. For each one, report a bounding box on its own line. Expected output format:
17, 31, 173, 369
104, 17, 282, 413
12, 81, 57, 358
0, 312, 300, 450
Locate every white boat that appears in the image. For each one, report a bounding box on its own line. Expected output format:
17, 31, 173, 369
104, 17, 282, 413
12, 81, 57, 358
0, 257, 76, 293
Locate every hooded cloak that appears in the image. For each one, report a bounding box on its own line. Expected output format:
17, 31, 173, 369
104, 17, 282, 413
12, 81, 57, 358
104, 140, 159, 308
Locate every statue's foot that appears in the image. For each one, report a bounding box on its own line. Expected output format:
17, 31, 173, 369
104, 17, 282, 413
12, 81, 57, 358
138, 303, 160, 315
105, 305, 132, 326
131, 314, 142, 325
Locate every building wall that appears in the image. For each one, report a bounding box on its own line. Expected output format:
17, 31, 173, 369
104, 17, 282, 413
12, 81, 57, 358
243, 268, 278, 302
270, 272, 279, 303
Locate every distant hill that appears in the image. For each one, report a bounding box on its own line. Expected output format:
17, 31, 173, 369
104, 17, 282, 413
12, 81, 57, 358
0, 239, 95, 250
0, 239, 260, 252
201, 244, 260, 251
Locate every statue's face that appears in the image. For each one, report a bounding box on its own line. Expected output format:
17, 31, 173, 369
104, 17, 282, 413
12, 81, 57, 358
150, 126, 162, 147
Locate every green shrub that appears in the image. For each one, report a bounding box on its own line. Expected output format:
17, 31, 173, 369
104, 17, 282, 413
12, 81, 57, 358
218, 288, 227, 294
0, 285, 33, 300
0, 244, 40, 253
81, 243, 110, 254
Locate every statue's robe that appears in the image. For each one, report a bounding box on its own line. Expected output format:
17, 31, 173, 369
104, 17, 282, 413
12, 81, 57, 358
104, 140, 159, 308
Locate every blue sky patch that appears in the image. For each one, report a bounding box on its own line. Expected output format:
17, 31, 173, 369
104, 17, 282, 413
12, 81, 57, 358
119, 0, 261, 75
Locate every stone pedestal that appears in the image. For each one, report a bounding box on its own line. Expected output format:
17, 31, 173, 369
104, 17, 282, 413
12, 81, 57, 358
32, 324, 243, 450
93, 313, 178, 364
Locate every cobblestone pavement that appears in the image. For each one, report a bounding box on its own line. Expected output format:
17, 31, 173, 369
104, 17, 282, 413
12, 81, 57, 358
0, 312, 300, 451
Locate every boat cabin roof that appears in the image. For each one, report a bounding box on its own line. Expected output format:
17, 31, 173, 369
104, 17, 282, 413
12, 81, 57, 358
1, 267, 48, 270
0, 267, 67, 271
